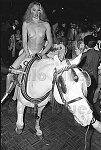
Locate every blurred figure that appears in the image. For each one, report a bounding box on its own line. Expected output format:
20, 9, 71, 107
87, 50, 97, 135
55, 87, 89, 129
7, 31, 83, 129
75, 28, 93, 43
1, 21, 12, 66
15, 29, 23, 58
75, 40, 85, 56
66, 23, 79, 59
67, 23, 78, 41
78, 35, 101, 105
93, 63, 101, 103
52, 21, 59, 44
8, 29, 22, 62
12, 19, 19, 31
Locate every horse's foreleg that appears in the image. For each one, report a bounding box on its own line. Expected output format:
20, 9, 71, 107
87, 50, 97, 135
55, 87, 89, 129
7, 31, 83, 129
92, 119, 101, 133
16, 100, 25, 134
35, 105, 45, 137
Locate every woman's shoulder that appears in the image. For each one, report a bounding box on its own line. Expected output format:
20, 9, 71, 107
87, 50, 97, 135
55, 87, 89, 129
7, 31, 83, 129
23, 21, 35, 29
23, 21, 29, 26
43, 22, 51, 29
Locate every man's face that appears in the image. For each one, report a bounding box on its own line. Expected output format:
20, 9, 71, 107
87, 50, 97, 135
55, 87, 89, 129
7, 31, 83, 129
62, 23, 66, 28
31, 4, 41, 20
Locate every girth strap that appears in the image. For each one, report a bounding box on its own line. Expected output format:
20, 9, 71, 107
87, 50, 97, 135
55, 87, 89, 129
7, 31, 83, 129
67, 97, 82, 104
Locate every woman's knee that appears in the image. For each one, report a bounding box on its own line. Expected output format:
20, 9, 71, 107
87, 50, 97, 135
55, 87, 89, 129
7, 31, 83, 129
22, 51, 26, 57
19, 49, 26, 57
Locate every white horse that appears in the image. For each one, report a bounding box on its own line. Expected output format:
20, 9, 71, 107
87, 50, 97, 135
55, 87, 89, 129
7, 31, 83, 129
4, 54, 101, 137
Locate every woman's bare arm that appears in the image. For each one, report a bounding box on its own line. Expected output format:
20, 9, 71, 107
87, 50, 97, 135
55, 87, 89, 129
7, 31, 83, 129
22, 22, 29, 56
41, 22, 53, 55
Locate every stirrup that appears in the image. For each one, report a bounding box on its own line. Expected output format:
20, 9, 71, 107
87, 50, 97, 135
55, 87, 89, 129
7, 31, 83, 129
9, 66, 16, 73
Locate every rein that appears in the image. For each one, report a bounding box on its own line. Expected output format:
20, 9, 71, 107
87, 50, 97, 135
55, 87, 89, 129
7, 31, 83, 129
20, 55, 50, 104
20, 56, 78, 105
19, 54, 51, 119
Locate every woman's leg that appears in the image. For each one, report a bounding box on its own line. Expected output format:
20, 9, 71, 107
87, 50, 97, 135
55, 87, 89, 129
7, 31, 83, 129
11, 51, 26, 69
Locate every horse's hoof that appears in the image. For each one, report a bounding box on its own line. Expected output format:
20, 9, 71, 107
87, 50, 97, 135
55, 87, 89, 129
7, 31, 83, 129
15, 127, 23, 134
38, 135, 43, 140
36, 133, 43, 140
36, 129, 42, 137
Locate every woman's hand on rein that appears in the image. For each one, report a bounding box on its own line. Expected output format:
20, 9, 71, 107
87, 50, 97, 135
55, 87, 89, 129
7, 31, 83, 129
29, 53, 42, 59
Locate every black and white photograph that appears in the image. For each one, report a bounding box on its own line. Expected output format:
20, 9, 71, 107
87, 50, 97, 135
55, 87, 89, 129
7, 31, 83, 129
1, 0, 101, 150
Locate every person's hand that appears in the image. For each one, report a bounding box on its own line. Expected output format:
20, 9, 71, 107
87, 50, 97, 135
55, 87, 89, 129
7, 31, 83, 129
29, 54, 35, 58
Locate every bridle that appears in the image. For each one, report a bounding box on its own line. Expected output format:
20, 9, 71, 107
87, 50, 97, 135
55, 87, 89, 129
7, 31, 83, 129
20, 55, 80, 105
51, 64, 83, 109
51, 64, 96, 128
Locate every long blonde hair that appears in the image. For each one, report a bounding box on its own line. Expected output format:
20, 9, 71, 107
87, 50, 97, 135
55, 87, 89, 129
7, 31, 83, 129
23, 1, 48, 23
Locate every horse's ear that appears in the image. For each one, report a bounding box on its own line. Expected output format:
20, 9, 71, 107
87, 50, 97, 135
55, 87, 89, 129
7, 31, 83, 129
69, 53, 82, 65
54, 55, 61, 67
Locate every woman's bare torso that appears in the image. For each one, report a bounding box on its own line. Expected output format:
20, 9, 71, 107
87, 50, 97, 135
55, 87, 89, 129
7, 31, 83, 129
27, 21, 46, 54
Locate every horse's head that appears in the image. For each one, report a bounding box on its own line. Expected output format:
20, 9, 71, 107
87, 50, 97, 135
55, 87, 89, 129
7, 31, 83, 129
53, 55, 93, 127
53, 54, 91, 105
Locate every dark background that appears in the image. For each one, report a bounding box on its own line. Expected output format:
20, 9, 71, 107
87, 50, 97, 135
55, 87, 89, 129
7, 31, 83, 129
1, 0, 101, 24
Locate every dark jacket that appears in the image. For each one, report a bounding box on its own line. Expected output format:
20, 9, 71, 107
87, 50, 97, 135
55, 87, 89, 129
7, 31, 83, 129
78, 48, 101, 84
